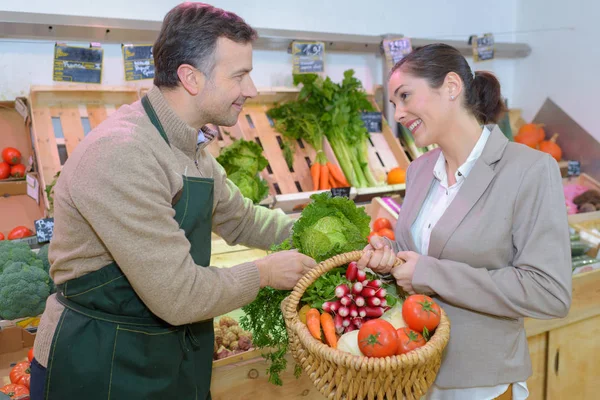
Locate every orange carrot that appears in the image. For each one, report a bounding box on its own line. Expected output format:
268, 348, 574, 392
319, 163, 330, 190
310, 163, 320, 191
328, 173, 338, 188
327, 162, 350, 187
320, 313, 337, 349
306, 308, 322, 341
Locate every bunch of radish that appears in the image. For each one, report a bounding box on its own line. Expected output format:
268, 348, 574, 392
321, 261, 390, 335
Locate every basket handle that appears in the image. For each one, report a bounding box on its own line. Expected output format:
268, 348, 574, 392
283, 250, 405, 320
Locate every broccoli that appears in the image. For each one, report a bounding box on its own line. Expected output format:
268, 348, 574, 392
0, 262, 51, 320
0, 241, 43, 273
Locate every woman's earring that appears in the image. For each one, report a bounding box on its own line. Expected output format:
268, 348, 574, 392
450, 95, 455, 100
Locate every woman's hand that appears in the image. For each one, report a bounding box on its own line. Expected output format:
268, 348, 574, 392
356, 235, 397, 274
391, 251, 420, 294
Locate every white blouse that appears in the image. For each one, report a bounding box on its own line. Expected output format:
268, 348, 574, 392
411, 127, 529, 400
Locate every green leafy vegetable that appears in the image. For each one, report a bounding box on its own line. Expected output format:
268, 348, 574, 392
216, 137, 270, 204
0, 262, 52, 320
301, 267, 347, 309
292, 192, 370, 262
268, 69, 381, 188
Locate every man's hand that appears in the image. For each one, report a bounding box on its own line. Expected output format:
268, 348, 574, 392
255, 250, 317, 290
391, 251, 420, 295
356, 235, 396, 274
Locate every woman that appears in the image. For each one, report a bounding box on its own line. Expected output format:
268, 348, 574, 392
358, 44, 572, 400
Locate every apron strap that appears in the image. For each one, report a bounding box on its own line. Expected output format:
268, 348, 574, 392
141, 95, 171, 146
55, 291, 168, 327
141, 95, 184, 206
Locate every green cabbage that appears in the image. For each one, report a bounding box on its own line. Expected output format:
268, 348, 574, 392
289, 192, 370, 262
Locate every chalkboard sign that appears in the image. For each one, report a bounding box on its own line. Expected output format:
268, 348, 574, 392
53, 44, 103, 84
361, 112, 383, 132
470, 33, 495, 62
34, 217, 54, 244
567, 160, 581, 177
331, 187, 351, 198
382, 37, 412, 71
122, 44, 155, 81
291, 41, 325, 74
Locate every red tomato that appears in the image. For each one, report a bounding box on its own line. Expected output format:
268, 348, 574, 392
373, 217, 392, 232
357, 319, 398, 357
10, 164, 26, 178
9, 361, 30, 388
402, 295, 441, 333
0, 161, 10, 179
27, 348, 34, 363
8, 226, 33, 240
2, 147, 22, 165
0, 233, 4, 241
0, 383, 29, 398
377, 228, 395, 240
367, 231, 377, 241
396, 328, 426, 355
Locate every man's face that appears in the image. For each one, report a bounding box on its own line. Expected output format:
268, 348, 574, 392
197, 37, 258, 127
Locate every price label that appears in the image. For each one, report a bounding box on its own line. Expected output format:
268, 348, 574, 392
470, 33, 495, 62
360, 112, 383, 132
382, 37, 412, 71
53, 43, 103, 84
331, 187, 351, 198
122, 44, 155, 81
291, 41, 325, 74
34, 218, 54, 244
567, 160, 581, 177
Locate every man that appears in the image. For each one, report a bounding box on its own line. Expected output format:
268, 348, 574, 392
30, 3, 316, 399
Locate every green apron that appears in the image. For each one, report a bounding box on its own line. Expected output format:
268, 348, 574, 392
44, 96, 215, 399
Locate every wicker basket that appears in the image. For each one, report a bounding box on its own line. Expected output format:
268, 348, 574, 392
282, 251, 450, 400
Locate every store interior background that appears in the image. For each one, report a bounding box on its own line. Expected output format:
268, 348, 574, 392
0, 0, 596, 141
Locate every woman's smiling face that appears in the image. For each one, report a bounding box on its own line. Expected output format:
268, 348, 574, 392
388, 68, 453, 148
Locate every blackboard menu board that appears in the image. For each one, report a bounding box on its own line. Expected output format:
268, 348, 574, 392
122, 44, 155, 81
361, 112, 383, 132
53, 44, 103, 84
35, 217, 54, 244
567, 160, 581, 177
291, 41, 325, 74
331, 187, 351, 198
470, 33, 495, 62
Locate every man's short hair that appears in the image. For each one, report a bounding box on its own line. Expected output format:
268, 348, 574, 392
153, 3, 258, 88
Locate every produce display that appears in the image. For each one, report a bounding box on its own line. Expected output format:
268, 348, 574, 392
0, 242, 53, 321
514, 123, 563, 161
564, 183, 600, 214
570, 232, 599, 273
216, 136, 270, 204
0, 353, 32, 399
213, 316, 254, 360
267, 70, 382, 189
0, 147, 26, 180
0, 383, 28, 399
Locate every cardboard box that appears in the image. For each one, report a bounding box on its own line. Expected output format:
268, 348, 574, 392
0, 327, 34, 387
0, 100, 45, 241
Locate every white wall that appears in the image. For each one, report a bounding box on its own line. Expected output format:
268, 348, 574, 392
513, 0, 598, 141
0, 0, 518, 104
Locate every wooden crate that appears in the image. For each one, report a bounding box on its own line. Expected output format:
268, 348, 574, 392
206, 87, 411, 213
28, 85, 141, 210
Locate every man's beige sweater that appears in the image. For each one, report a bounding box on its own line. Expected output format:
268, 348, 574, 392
34, 86, 293, 367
